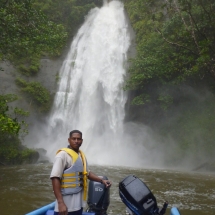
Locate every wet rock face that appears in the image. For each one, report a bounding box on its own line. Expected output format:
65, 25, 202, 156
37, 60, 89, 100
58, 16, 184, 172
0, 58, 62, 106
0, 55, 65, 127
35, 148, 50, 164
28, 151, 40, 164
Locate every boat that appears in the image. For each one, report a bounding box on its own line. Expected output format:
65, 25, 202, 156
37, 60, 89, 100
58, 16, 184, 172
25, 175, 181, 215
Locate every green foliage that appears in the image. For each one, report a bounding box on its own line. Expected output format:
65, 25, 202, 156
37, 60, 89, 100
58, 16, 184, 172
0, 94, 28, 136
0, 0, 67, 63
157, 94, 173, 110
0, 0, 103, 76
15, 78, 52, 112
18, 61, 40, 76
124, 0, 215, 99
0, 137, 39, 165
131, 94, 151, 105
33, 0, 103, 36
0, 115, 20, 135
0, 94, 33, 164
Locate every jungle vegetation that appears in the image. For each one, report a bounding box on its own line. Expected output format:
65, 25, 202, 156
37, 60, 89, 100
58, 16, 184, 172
123, 0, 215, 160
0, 0, 102, 164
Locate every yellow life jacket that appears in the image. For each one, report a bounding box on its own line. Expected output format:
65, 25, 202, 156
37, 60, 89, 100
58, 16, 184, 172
56, 148, 88, 200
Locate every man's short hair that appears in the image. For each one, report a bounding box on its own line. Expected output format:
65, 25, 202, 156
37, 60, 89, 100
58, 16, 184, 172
69, 130, 82, 138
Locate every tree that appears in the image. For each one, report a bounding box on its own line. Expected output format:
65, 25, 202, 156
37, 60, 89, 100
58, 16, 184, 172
0, 0, 67, 62
0, 94, 27, 136
123, 0, 215, 159
124, 0, 215, 104
0, 94, 33, 165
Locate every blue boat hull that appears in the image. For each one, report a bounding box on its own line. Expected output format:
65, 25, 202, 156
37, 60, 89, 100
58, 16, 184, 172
170, 207, 181, 215
25, 202, 181, 215
25, 202, 55, 215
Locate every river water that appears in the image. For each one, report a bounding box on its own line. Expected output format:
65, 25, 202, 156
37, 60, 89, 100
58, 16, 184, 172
1, 164, 214, 215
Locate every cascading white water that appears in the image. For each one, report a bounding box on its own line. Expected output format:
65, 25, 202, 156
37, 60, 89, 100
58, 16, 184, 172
42, 0, 163, 167
46, 1, 130, 162
50, 0, 129, 138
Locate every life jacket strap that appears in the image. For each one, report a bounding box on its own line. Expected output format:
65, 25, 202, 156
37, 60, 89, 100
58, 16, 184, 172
57, 148, 79, 163
63, 172, 83, 177
61, 184, 83, 188
79, 150, 88, 201
61, 178, 83, 183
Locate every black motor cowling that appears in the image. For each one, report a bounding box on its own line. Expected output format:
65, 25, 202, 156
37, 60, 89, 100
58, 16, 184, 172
86, 176, 110, 215
119, 175, 168, 215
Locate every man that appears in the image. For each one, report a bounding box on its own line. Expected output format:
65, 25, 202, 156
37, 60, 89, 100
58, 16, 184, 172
50, 130, 111, 215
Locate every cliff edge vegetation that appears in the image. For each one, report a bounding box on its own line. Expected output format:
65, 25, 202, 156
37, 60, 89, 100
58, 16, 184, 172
123, 0, 215, 166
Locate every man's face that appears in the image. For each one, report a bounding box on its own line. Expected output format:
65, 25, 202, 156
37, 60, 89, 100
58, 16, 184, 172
68, 133, 83, 152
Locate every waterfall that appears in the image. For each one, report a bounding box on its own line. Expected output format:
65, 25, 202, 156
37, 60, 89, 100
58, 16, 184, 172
36, 0, 162, 167
45, 1, 131, 163
50, 1, 129, 137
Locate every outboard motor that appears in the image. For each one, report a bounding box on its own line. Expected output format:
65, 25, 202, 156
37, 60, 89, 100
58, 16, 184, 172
119, 175, 168, 215
86, 176, 110, 215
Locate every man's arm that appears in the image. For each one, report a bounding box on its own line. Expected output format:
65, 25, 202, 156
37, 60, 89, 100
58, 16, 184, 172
51, 177, 68, 215
87, 171, 111, 188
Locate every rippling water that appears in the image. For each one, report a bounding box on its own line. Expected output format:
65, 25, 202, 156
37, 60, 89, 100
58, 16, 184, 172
0, 164, 214, 215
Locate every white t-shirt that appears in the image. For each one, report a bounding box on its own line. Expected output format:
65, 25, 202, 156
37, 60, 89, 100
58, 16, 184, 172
50, 150, 89, 212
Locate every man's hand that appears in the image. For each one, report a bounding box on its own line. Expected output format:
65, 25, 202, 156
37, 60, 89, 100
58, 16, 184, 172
51, 177, 68, 215
101, 179, 112, 188
58, 201, 68, 215
87, 171, 112, 188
